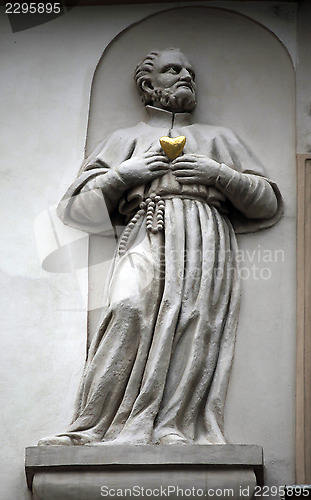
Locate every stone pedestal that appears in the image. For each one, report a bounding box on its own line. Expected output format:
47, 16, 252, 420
25, 445, 263, 500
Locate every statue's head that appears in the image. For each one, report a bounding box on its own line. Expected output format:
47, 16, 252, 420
135, 48, 196, 113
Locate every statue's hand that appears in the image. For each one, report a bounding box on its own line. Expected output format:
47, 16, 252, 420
116, 152, 169, 187
171, 154, 220, 185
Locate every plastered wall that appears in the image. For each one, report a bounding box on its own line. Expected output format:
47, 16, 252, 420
0, 2, 298, 498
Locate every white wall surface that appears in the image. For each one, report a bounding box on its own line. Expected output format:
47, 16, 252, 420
0, 2, 297, 498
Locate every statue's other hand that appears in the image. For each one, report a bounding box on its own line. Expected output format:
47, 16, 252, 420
171, 154, 220, 185
116, 152, 169, 187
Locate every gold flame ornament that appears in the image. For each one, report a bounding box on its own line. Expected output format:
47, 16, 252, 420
160, 135, 186, 160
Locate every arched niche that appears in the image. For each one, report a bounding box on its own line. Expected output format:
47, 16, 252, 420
85, 7, 296, 485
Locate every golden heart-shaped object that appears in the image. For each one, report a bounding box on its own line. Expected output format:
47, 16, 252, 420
160, 136, 186, 160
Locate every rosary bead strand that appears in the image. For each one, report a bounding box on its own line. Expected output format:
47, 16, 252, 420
119, 195, 166, 256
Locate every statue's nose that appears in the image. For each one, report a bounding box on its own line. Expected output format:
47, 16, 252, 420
180, 68, 192, 81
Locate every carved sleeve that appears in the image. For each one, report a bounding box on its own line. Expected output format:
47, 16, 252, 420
57, 131, 135, 232
215, 163, 278, 220
69, 169, 127, 224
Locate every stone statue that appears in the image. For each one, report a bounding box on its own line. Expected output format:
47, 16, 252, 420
39, 48, 282, 447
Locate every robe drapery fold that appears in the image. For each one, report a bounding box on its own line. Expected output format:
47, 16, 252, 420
57, 106, 282, 445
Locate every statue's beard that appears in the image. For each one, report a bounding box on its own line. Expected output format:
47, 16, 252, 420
152, 87, 196, 113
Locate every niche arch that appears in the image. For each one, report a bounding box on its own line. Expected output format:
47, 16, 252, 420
85, 7, 296, 485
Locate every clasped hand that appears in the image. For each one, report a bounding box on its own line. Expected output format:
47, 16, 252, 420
171, 154, 220, 185
116, 151, 169, 187
116, 152, 220, 187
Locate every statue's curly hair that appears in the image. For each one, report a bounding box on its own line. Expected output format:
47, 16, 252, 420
134, 48, 181, 105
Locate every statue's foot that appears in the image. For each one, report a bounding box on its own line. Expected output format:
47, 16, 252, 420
38, 435, 73, 446
158, 433, 188, 445
99, 435, 151, 446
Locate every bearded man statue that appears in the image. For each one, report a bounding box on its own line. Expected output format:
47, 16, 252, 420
39, 48, 282, 447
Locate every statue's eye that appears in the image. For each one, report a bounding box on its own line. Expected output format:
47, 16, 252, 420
164, 65, 179, 74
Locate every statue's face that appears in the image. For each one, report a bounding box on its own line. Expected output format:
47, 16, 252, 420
149, 50, 196, 113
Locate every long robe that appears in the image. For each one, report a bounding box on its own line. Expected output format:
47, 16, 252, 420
57, 106, 282, 445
